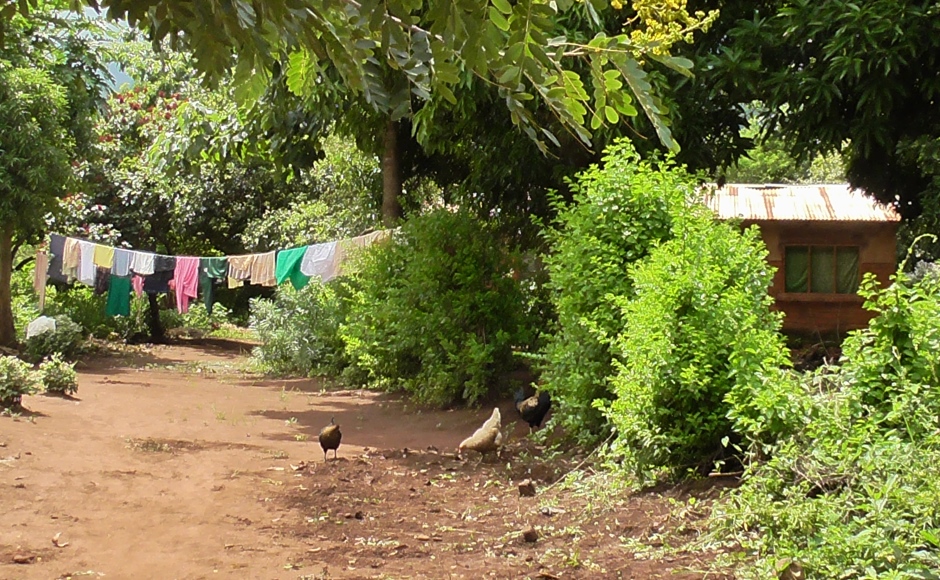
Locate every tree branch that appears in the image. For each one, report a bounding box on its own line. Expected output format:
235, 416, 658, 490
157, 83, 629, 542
13, 256, 35, 272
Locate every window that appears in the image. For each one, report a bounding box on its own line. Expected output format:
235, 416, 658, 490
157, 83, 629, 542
785, 246, 859, 294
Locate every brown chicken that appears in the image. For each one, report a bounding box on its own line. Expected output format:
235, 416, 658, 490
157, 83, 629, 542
458, 407, 503, 459
318, 417, 342, 461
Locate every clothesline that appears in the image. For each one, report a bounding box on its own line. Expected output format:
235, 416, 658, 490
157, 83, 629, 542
33, 230, 393, 318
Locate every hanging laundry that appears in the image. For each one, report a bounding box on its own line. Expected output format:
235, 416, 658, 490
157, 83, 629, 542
48, 234, 68, 283
111, 248, 132, 277
173, 257, 200, 313
331, 230, 392, 280
251, 251, 276, 287
130, 251, 155, 276
143, 255, 175, 294
300, 241, 337, 282
228, 254, 254, 282
275, 247, 310, 290
62, 237, 81, 281
199, 257, 228, 314
106, 275, 132, 317
93, 244, 114, 269
78, 240, 96, 286
132, 274, 145, 298
94, 267, 111, 295
33, 250, 48, 311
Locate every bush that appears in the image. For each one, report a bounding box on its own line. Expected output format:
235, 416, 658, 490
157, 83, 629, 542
38, 353, 78, 395
341, 209, 533, 406
538, 140, 694, 442
45, 284, 148, 339
605, 213, 791, 477
21, 315, 83, 363
12, 264, 41, 340
712, 263, 940, 577
161, 301, 232, 335
250, 281, 351, 377
0, 355, 40, 409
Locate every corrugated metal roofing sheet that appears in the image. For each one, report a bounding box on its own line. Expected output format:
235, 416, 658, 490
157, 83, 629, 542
705, 184, 901, 222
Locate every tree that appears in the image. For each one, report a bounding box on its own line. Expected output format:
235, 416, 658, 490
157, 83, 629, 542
710, 0, 940, 219
5, 1, 718, 161
0, 66, 74, 346
0, 11, 106, 348
722, 119, 846, 184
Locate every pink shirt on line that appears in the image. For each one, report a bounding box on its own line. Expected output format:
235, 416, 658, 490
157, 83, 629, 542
174, 257, 201, 313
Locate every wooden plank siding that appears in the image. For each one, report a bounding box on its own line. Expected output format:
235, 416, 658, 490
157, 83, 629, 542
744, 220, 899, 335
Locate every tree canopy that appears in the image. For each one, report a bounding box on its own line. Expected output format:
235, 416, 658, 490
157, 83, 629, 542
0, 8, 108, 346
5, 0, 718, 156
710, 0, 940, 218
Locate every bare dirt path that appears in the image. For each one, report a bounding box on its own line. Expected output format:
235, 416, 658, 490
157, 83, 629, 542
0, 341, 729, 579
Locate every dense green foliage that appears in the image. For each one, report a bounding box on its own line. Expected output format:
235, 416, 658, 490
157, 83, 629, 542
538, 141, 693, 441
0, 7, 108, 346
606, 212, 789, 476
250, 282, 351, 377
714, 263, 940, 577
341, 210, 532, 406
712, 0, 940, 221
0, 354, 38, 408
240, 135, 383, 251
11, 1, 716, 156
21, 315, 82, 364
38, 353, 78, 395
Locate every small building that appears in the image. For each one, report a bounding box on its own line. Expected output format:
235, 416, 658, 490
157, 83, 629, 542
706, 184, 900, 336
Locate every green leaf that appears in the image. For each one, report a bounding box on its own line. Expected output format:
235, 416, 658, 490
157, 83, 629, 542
491, 0, 512, 16
488, 7, 510, 32
604, 106, 618, 124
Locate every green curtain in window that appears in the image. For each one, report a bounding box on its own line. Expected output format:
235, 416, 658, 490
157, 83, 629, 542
811, 247, 835, 293
836, 248, 860, 293
785, 247, 809, 292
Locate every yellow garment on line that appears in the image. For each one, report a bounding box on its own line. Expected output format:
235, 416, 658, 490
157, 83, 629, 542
227, 254, 254, 283
62, 238, 81, 280
93, 244, 114, 268
227, 276, 244, 289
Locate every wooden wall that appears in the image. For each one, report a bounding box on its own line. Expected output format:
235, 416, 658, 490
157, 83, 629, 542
743, 220, 898, 335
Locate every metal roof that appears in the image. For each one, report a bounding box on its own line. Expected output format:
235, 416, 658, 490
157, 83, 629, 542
705, 184, 901, 222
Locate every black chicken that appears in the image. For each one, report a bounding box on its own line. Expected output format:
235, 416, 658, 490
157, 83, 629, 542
318, 417, 342, 461
515, 388, 551, 433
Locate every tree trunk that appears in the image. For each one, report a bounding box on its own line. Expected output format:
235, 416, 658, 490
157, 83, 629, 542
381, 117, 404, 226
0, 225, 16, 348
147, 292, 165, 343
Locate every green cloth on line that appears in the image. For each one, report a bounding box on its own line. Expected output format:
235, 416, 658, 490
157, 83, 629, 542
106, 275, 132, 317
275, 247, 310, 290
199, 257, 228, 314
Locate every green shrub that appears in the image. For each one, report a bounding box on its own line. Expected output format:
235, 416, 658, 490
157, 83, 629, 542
839, 270, 940, 435
21, 315, 83, 363
45, 284, 148, 339
341, 209, 532, 406
712, 261, 940, 578
605, 214, 790, 477
161, 301, 232, 335
0, 355, 40, 409
250, 281, 351, 377
539, 140, 694, 442
12, 265, 41, 340
38, 353, 78, 395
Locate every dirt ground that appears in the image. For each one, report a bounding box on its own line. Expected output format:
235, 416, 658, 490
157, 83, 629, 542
0, 340, 733, 579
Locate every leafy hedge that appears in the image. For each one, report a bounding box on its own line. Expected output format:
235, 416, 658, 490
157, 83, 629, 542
713, 265, 940, 577
341, 209, 533, 406
250, 281, 351, 377
606, 211, 790, 477
538, 140, 694, 442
